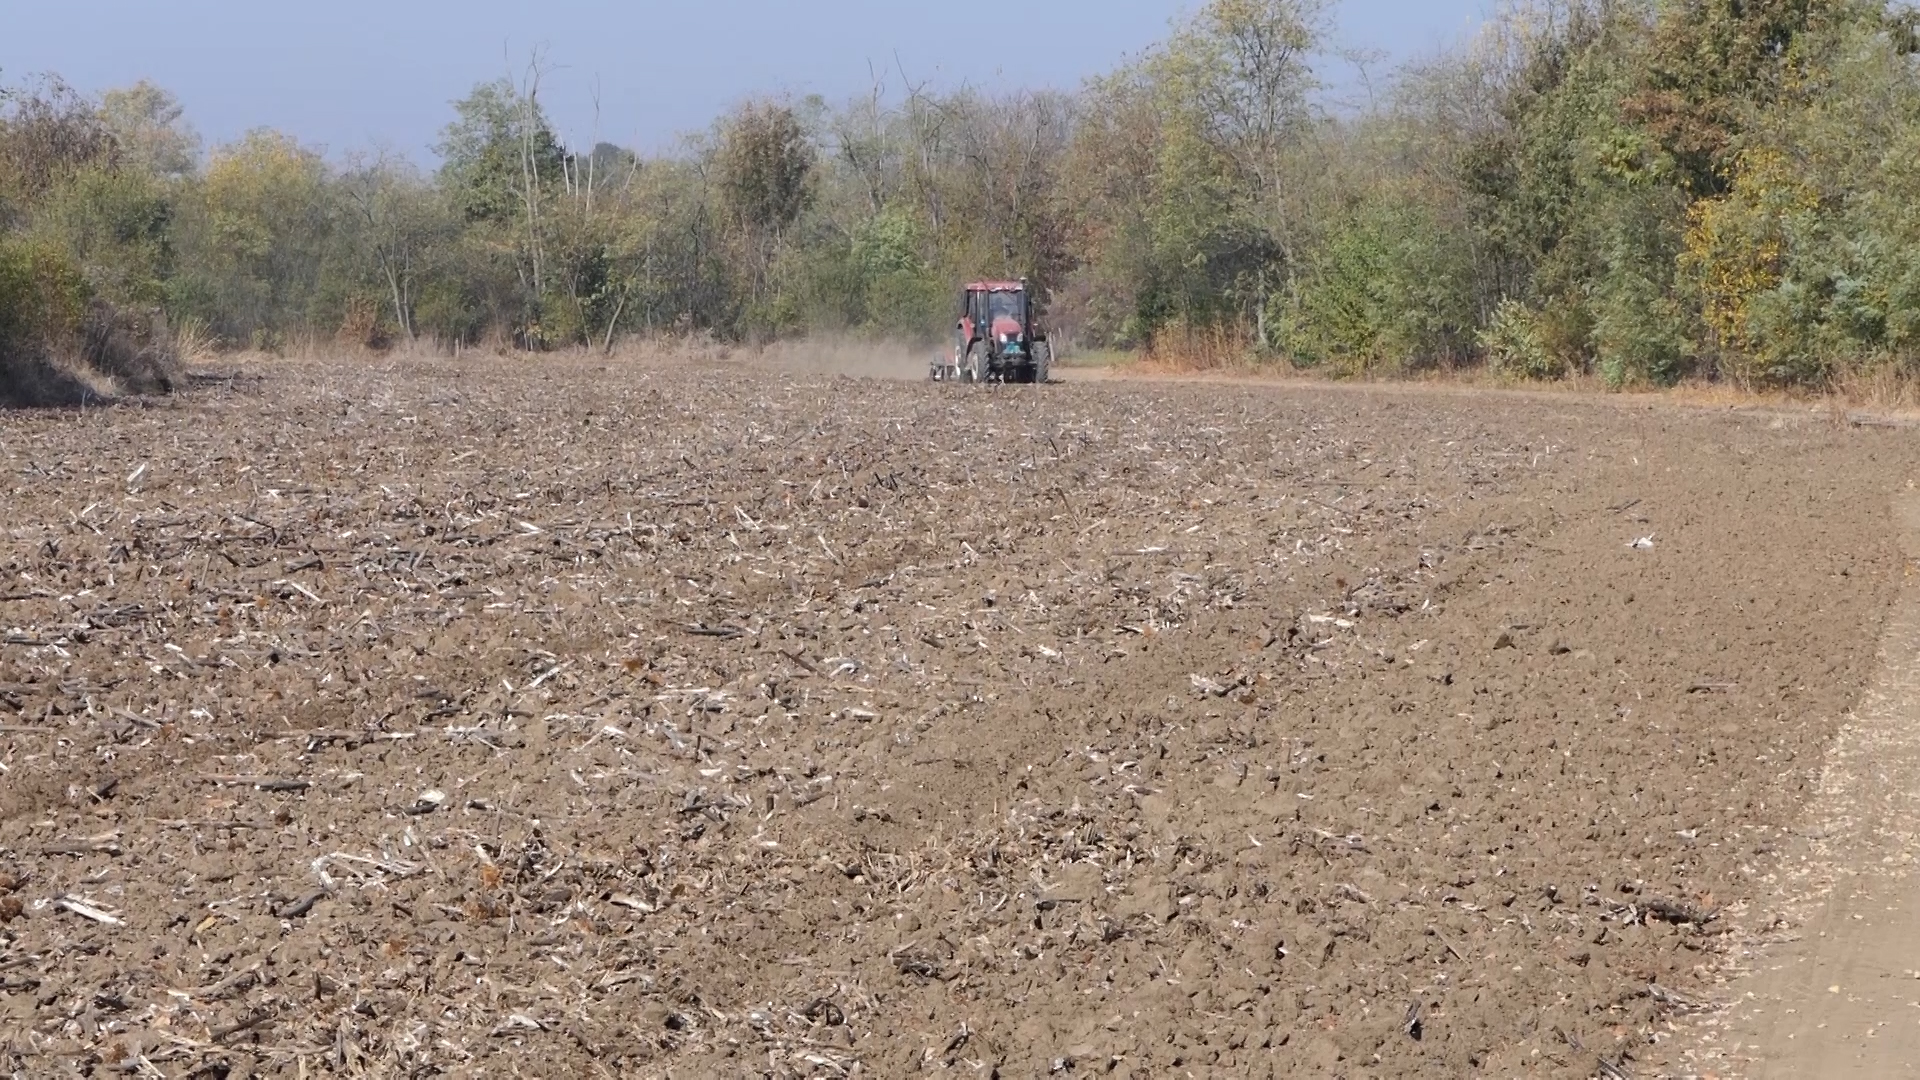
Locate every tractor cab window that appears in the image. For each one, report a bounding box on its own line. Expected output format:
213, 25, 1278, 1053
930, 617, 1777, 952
986, 291, 1026, 325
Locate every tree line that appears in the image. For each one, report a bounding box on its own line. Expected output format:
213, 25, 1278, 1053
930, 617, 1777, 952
6, 0, 1920, 389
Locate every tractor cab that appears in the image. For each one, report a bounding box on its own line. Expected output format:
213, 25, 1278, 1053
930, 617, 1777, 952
972, 286, 1028, 340
935, 279, 1051, 384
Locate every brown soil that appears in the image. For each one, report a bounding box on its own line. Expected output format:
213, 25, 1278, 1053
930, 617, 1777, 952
0, 356, 1914, 1078
1666, 495, 1920, 1079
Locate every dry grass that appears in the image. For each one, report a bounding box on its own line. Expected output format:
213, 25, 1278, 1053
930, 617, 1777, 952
170, 317, 220, 365
1827, 363, 1920, 415
1105, 337, 1920, 423
1141, 322, 1262, 371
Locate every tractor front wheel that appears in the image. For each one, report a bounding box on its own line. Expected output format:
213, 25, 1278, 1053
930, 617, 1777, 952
1033, 341, 1052, 385
967, 342, 990, 384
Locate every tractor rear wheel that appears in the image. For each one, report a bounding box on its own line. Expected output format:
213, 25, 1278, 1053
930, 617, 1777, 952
1033, 341, 1052, 385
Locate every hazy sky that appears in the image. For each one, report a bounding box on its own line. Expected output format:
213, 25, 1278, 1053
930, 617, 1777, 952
5, 1, 1491, 161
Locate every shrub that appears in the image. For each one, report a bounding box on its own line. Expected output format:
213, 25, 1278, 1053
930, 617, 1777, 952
1592, 267, 1691, 387
41, 166, 174, 307
0, 234, 90, 349
336, 296, 389, 352
1478, 299, 1562, 380
414, 277, 486, 347
1274, 194, 1476, 374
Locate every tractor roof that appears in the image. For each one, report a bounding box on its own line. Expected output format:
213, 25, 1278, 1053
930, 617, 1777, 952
965, 281, 1026, 293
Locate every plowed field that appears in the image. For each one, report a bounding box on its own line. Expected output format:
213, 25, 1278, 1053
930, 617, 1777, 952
1, 357, 1912, 1078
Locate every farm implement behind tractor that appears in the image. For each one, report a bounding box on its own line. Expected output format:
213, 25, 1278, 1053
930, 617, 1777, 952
931, 279, 1052, 384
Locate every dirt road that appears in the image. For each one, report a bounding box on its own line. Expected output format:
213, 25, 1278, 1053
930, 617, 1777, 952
2, 356, 1915, 1077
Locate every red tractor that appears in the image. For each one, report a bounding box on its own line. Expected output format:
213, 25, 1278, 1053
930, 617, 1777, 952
931, 279, 1052, 384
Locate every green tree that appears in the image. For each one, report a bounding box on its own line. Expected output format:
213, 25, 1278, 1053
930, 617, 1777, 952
436, 78, 565, 227
40, 165, 173, 307
715, 102, 814, 239
714, 100, 815, 333
1169, 0, 1329, 200
1628, 0, 1855, 196
174, 129, 333, 345
98, 81, 198, 179
339, 153, 455, 343
1275, 187, 1477, 372
849, 208, 942, 337
0, 76, 115, 223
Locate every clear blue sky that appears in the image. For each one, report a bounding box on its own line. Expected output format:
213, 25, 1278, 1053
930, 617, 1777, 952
5, 1, 1490, 161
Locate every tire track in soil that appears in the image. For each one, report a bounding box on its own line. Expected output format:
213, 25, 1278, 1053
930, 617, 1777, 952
1688, 494, 1920, 1077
